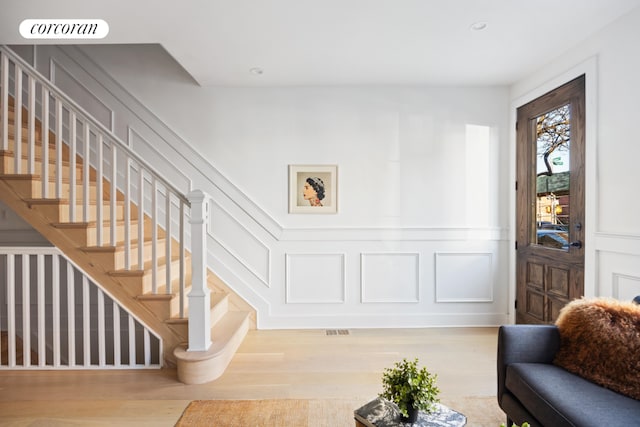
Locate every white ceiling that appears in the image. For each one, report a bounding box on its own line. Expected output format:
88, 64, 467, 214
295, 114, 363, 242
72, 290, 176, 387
2, 0, 640, 86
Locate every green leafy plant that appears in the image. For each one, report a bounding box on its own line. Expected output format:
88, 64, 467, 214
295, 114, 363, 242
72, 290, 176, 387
500, 423, 530, 427
379, 358, 440, 419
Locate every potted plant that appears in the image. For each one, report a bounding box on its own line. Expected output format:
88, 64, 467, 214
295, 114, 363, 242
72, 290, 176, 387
380, 358, 440, 423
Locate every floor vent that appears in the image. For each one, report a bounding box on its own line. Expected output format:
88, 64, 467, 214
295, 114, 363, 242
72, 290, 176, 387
326, 329, 350, 336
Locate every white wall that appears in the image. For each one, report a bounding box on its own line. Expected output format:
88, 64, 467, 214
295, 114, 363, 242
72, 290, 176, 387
76, 45, 510, 229
510, 6, 640, 301
15, 43, 512, 328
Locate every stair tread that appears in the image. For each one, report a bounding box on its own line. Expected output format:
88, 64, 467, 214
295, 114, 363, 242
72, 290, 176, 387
108, 253, 185, 275
81, 236, 168, 252
24, 198, 124, 206
164, 292, 228, 323
2, 176, 100, 186
52, 219, 145, 228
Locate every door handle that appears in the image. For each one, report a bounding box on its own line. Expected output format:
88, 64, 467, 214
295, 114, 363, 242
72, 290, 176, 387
570, 240, 583, 249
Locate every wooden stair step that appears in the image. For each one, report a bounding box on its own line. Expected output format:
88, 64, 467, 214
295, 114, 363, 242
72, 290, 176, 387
141, 291, 227, 326
164, 292, 229, 325
109, 254, 187, 279
52, 219, 163, 247
24, 197, 130, 223
0, 174, 105, 202
108, 255, 192, 296
81, 237, 170, 271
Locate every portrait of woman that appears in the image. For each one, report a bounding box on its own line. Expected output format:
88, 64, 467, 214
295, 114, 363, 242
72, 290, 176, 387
303, 177, 325, 207
289, 165, 337, 214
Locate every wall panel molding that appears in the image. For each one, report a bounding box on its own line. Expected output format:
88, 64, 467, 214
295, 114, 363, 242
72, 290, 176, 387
361, 253, 420, 303
594, 232, 640, 256
435, 252, 493, 302
281, 226, 507, 242
285, 253, 345, 303
612, 273, 640, 301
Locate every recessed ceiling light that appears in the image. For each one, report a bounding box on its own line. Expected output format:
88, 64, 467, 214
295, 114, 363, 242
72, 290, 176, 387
249, 67, 264, 75
470, 21, 488, 31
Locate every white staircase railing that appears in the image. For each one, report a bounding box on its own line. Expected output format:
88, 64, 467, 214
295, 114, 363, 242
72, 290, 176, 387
0, 247, 162, 369
0, 46, 212, 354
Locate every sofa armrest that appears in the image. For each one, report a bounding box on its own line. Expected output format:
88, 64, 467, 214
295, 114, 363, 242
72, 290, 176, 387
497, 325, 560, 406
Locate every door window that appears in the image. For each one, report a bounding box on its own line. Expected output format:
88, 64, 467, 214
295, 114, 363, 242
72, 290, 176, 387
535, 104, 571, 250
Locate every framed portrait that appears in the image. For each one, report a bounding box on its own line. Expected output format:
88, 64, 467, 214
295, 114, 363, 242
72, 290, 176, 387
289, 165, 338, 214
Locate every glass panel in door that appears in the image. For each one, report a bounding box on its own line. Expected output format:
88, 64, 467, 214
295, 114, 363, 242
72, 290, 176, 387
535, 104, 570, 250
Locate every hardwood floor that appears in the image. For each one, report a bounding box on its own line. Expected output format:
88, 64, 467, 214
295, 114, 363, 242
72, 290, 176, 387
0, 327, 501, 426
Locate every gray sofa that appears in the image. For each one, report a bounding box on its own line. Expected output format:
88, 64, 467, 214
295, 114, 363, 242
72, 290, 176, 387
497, 325, 640, 427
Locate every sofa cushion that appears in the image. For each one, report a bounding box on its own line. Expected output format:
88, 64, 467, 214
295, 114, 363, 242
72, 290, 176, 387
553, 297, 640, 400
506, 363, 640, 427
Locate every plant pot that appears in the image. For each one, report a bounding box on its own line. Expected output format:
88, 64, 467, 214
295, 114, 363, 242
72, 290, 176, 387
400, 407, 419, 424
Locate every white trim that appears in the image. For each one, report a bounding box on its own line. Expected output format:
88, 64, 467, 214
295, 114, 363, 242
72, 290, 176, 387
281, 226, 507, 242
260, 313, 510, 330
210, 199, 271, 288
434, 252, 494, 303
360, 252, 420, 304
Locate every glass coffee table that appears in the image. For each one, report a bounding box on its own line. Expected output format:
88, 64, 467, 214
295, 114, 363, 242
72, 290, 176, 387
354, 397, 466, 427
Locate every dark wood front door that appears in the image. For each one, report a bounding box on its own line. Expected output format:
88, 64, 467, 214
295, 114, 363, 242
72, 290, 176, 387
516, 75, 585, 324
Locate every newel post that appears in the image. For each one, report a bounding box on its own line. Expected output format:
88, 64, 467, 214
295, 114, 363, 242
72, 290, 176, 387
187, 190, 212, 352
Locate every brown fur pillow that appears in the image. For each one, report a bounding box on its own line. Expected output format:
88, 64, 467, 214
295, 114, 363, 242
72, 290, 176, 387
553, 297, 640, 400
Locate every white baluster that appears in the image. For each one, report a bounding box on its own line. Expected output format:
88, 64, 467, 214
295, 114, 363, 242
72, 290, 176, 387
22, 253, 31, 366
128, 314, 136, 365
7, 254, 16, 367
83, 121, 90, 223
97, 289, 106, 367
144, 329, 151, 366
110, 143, 117, 246
113, 304, 121, 367
69, 111, 76, 222
96, 135, 103, 246
41, 87, 49, 198
55, 99, 63, 199
1, 52, 8, 152
138, 165, 144, 269
179, 200, 185, 318
151, 177, 158, 294
52, 254, 61, 367
82, 275, 91, 366
37, 253, 46, 367
124, 158, 131, 269
187, 189, 212, 352
165, 188, 171, 294
14, 65, 22, 174
27, 75, 36, 175
67, 261, 76, 366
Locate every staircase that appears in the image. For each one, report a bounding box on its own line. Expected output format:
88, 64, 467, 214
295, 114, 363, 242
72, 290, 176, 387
0, 47, 254, 383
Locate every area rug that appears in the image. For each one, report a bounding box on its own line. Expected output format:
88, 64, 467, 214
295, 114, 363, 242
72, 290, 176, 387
175, 396, 504, 427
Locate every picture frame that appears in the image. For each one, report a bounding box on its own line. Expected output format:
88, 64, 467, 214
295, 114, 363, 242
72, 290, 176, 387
288, 165, 338, 214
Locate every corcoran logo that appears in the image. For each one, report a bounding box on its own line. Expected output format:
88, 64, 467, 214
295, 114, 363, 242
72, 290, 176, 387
19, 19, 109, 39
